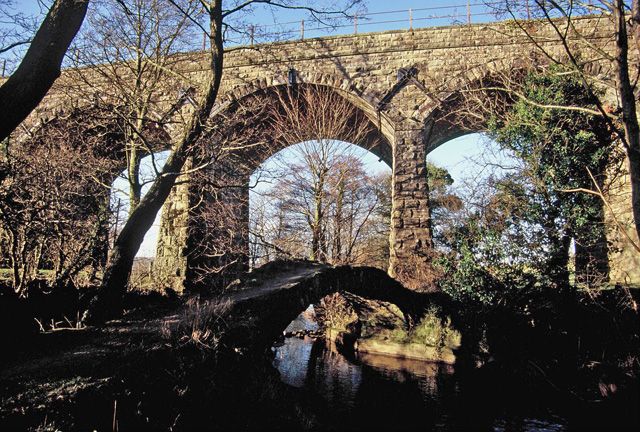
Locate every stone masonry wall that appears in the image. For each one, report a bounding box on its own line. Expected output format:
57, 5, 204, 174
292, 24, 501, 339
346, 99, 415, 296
153, 159, 192, 292
22, 15, 638, 289
389, 129, 433, 279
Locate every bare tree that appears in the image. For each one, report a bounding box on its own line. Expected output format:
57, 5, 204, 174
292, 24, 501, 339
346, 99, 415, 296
0, 107, 121, 295
249, 191, 295, 266
264, 85, 374, 261
255, 149, 382, 265
67, 0, 200, 214
0, 1, 38, 61
0, 0, 89, 141
85, 0, 224, 322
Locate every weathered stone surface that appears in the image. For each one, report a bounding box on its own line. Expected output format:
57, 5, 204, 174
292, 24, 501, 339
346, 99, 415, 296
389, 130, 432, 279
356, 339, 457, 364
316, 291, 462, 363
606, 161, 640, 286
21, 16, 638, 289
152, 159, 193, 292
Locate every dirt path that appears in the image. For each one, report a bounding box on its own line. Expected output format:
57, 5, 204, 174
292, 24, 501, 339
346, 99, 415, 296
0, 261, 329, 422
220, 261, 328, 303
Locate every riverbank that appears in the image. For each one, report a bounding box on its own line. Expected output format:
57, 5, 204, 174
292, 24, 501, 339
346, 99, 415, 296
1, 262, 638, 430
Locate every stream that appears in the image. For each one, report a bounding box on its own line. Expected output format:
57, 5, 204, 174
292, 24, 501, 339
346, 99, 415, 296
271, 306, 568, 432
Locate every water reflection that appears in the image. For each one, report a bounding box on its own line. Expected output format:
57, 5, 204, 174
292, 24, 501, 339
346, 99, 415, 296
494, 418, 567, 432
357, 352, 454, 400
273, 335, 458, 431
273, 334, 571, 431
272, 335, 315, 388
309, 340, 363, 410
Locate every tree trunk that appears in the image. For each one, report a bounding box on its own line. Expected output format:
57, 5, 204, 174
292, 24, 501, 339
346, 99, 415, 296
84, 1, 224, 323
0, 0, 89, 141
574, 203, 610, 287
333, 179, 344, 263
311, 192, 325, 262
127, 141, 142, 214
614, 0, 640, 242
9, 231, 22, 295
629, 149, 640, 240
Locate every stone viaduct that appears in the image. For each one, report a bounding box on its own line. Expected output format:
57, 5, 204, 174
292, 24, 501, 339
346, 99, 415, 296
28, 15, 640, 290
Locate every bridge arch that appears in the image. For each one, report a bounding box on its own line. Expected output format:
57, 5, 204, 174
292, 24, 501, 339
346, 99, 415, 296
210, 74, 396, 165
385, 59, 539, 282
212, 71, 400, 145
3, 105, 173, 281
409, 59, 522, 153
413, 59, 619, 286
415, 56, 615, 154
223, 264, 431, 350
158, 72, 506, 290
161, 81, 396, 289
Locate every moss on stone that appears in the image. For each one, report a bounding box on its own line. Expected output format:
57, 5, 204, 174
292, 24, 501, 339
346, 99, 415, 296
316, 292, 461, 363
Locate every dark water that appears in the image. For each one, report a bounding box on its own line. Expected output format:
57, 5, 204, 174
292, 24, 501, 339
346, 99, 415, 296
271, 308, 568, 432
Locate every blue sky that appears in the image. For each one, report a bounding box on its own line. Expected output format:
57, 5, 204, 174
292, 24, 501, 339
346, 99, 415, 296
221, 0, 499, 45
118, 135, 505, 257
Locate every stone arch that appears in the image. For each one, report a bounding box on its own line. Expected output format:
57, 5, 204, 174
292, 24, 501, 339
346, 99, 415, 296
384, 59, 533, 282
411, 57, 621, 287
155, 79, 398, 292
413, 55, 615, 153
225, 265, 431, 350
23, 103, 172, 171
215, 83, 393, 169
3, 104, 173, 281
412, 60, 512, 119
411, 58, 527, 153
212, 71, 400, 151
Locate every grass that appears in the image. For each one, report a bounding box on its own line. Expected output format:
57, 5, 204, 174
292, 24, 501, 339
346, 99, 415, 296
161, 297, 231, 351
0, 268, 55, 282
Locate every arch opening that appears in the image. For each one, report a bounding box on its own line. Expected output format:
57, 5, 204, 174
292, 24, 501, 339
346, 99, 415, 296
424, 126, 609, 288
109, 150, 171, 258
249, 139, 391, 270
184, 83, 394, 288
425, 132, 520, 252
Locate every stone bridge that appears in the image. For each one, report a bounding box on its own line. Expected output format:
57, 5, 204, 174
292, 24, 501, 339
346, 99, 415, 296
29, 15, 638, 288
217, 262, 431, 350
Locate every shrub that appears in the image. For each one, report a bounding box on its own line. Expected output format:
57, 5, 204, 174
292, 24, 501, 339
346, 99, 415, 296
314, 292, 358, 334
435, 246, 500, 305
408, 306, 461, 350
394, 252, 444, 293
161, 297, 230, 352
